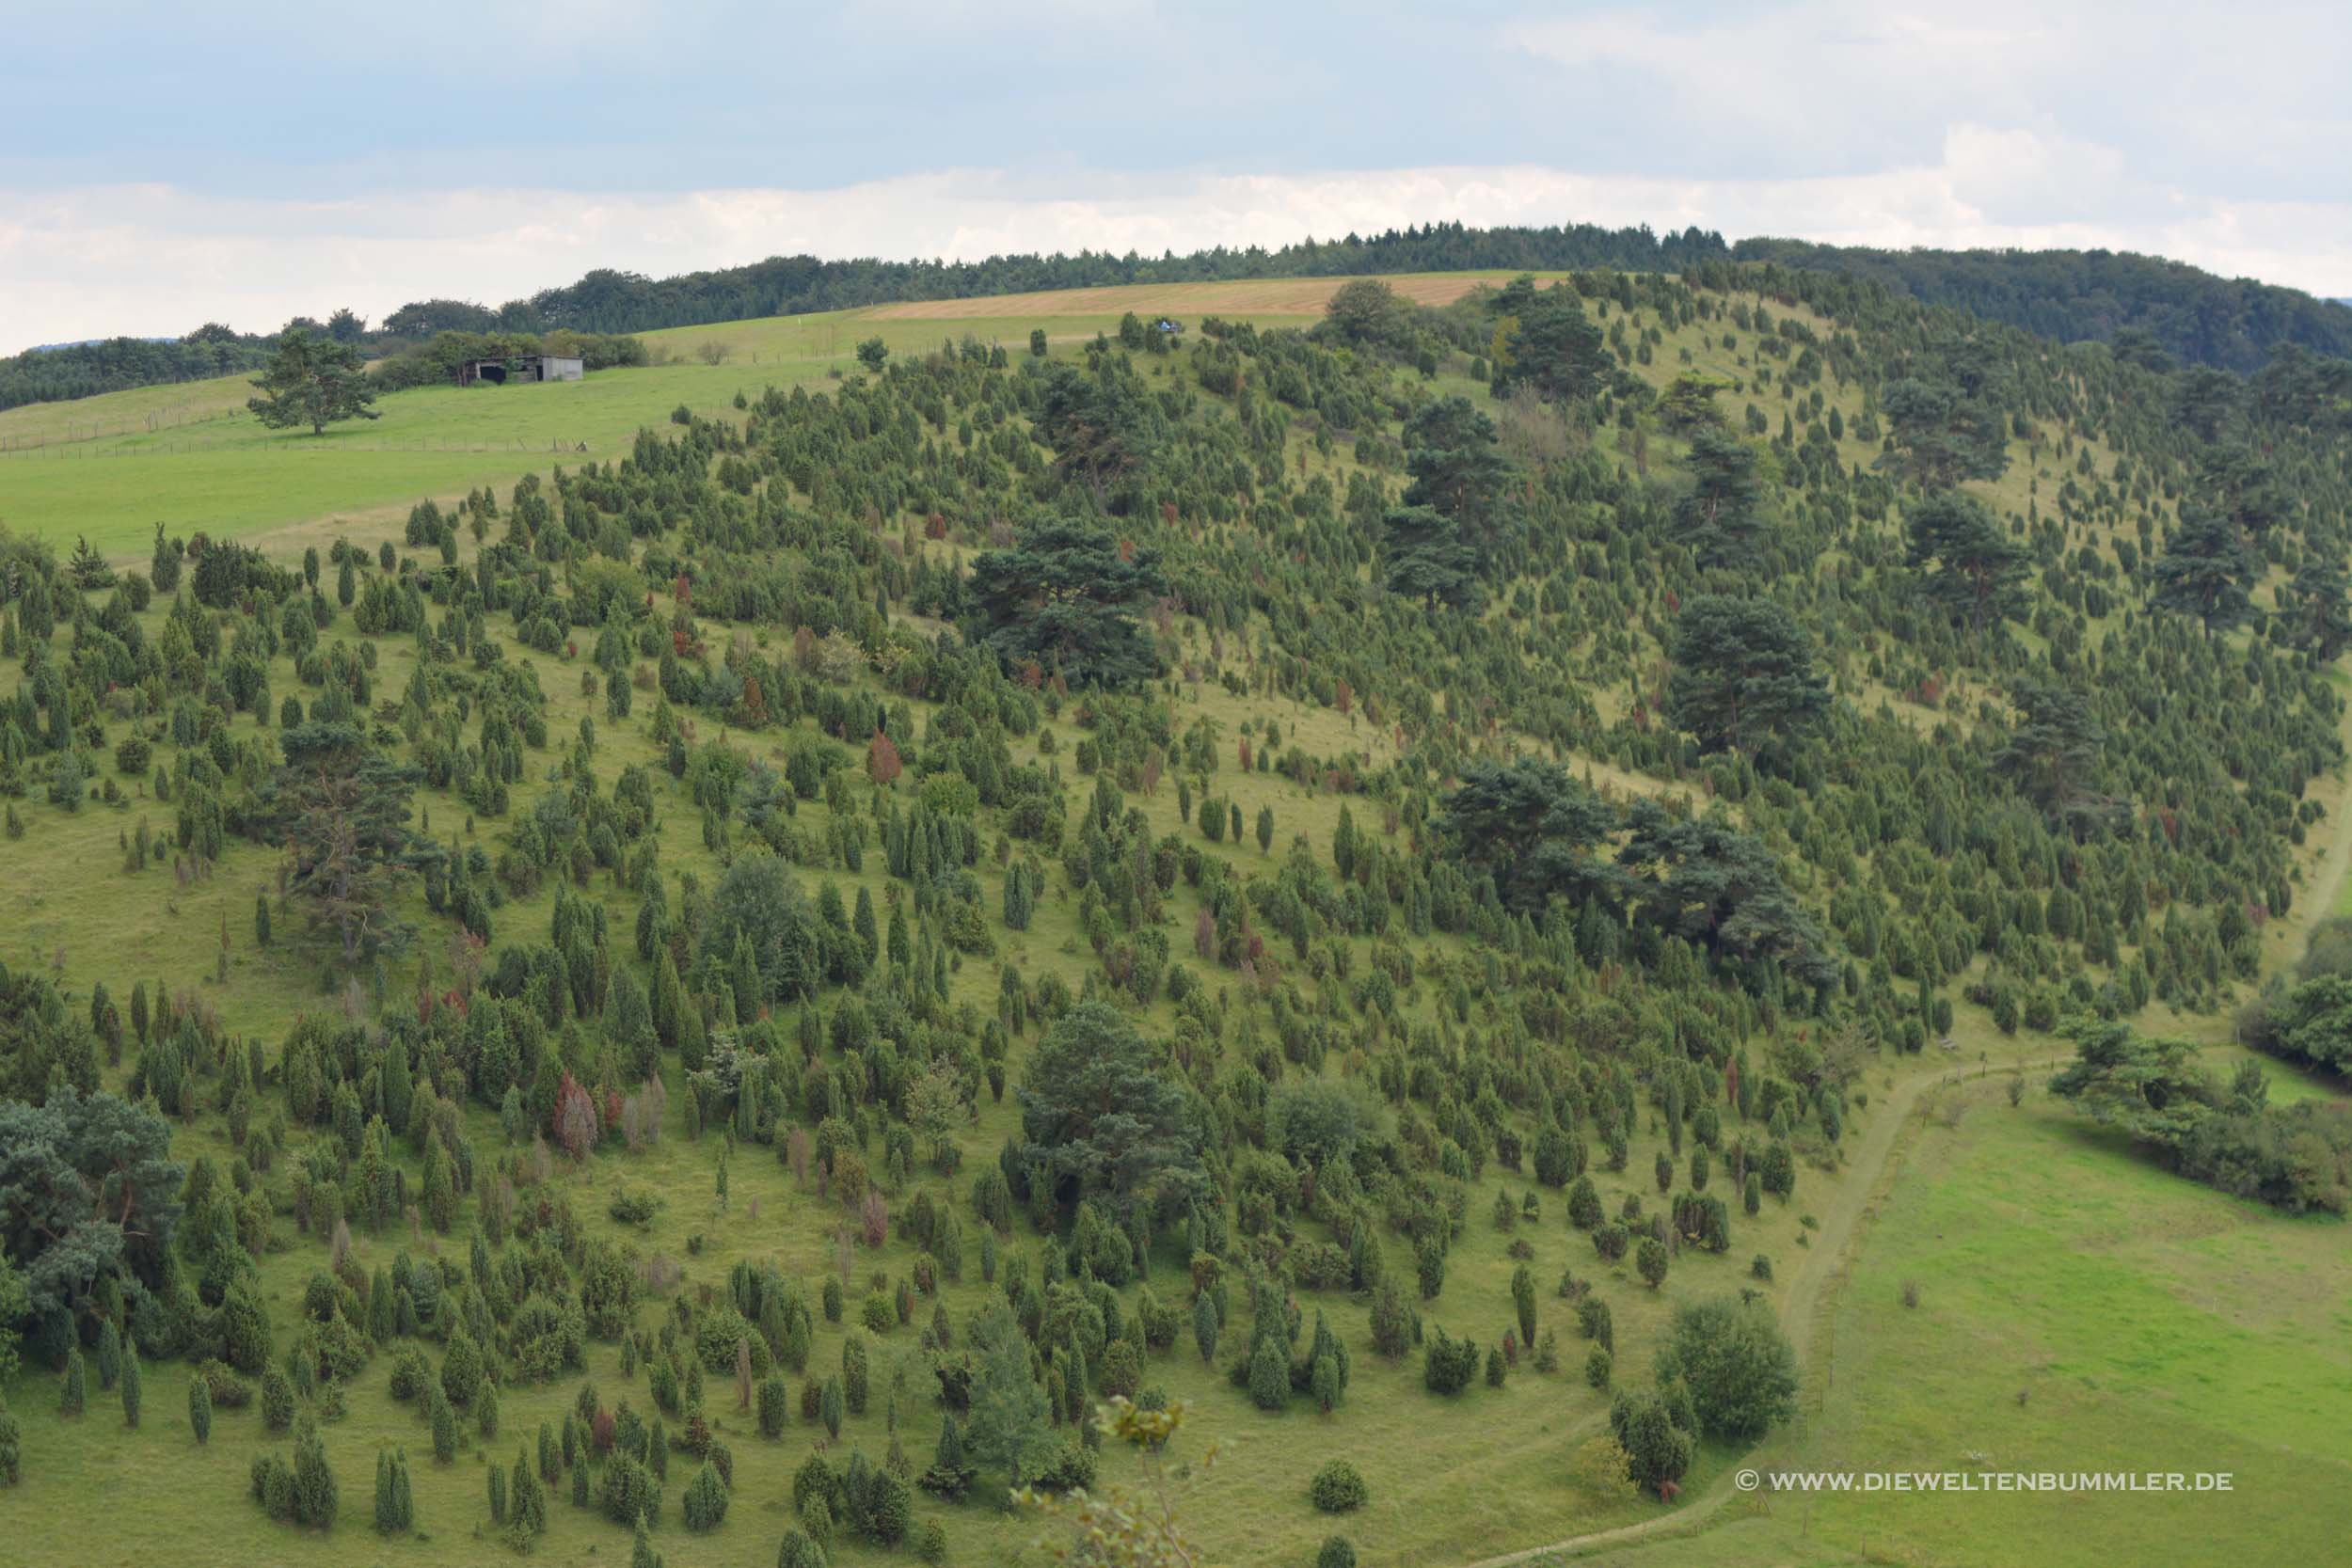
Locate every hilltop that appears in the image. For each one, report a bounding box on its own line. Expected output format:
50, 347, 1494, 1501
15, 220, 2352, 418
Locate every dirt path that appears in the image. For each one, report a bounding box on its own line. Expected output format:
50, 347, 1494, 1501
1458, 689, 2352, 1568
1454, 1050, 2064, 1568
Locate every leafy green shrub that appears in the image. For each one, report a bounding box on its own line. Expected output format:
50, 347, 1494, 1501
1026, 1441, 1098, 1493
681, 1462, 728, 1531
1309, 1459, 1367, 1513
1609, 1389, 1692, 1495
1422, 1328, 1478, 1395
1655, 1295, 1798, 1440
608, 1186, 661, 1226
597, 1450, 660, 1526
1248, 1335, 1290, 1411
260, 1366, 294, 1432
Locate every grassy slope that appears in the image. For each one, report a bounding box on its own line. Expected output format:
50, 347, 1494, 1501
0, 273, 2343, 1568
1550, 1081, 2352, 1568
0, 273, 1577, 562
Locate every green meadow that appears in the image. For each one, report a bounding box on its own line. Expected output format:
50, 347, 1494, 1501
1582, 1077, 2352, 1568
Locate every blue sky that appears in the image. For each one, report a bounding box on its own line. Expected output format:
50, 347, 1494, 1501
4, 0, 2347, 349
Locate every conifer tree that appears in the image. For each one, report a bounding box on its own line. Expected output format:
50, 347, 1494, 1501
431, 1387, 458, 1462
392, 1448, 414, 1531
59, 1348, 86, 1417
510, 1449, 547, 1535
375, 1449, 400, 1532
292, 1419, 339, 1528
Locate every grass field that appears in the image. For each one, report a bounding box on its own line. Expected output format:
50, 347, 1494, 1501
1578, 1076, 2352, 1568
0, 275, 1560, 561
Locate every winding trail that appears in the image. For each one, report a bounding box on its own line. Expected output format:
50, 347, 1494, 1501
1459, 699, 2352, 1568
1456, 1049, 2064, 1568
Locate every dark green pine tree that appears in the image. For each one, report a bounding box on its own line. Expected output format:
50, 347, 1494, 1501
1994, 685, 2122, 839
246, 326, 381, 436
967, 518, 1168, 689
2283, 556, 2352, 660
1671, 426, 1766, 565
2151, 506, 2257, 631
1664, 594, 1831, 759
1905, 489, 2027, 635
1380, 505, 1484, 610
60, 1349, 86, 1416
1489, 279, 1611, 404
1434, 759, 1620, 918
1401, 395, 1518, 562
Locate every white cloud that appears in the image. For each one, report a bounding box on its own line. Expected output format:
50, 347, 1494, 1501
6, 152, 2351, 352
1501, 1, 2349, 198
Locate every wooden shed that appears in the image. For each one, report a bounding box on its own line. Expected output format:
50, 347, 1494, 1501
455, 354, 584, 388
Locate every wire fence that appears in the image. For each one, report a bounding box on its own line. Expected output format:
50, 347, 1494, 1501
0, 435, 602, 462
0, 400, 251, 451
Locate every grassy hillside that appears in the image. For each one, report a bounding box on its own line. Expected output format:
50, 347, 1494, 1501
0, 277, 1559, 560
1546, 1069, 2352, 1568
0, 264, 2344, 1568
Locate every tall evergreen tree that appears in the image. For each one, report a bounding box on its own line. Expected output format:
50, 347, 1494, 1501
246, 326, 380, 436
1436, 759, 1620, 917
1489, 279, 1611, 404
1664, 595, 1831, 758
967, 519, 1168, 689
2152, 506, 2257, 631
1671, 427, 1766, 565
1906, 489, 2027, 634
2283, 556, 2352, 659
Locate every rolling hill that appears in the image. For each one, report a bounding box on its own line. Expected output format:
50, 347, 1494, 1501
0, 264, 2345, 1568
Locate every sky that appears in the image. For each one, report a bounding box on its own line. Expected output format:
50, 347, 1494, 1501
3, 0, 2348, 351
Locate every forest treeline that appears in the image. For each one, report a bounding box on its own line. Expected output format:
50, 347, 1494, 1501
1734, 238, 2352, 373
19, 217, 2352, 414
